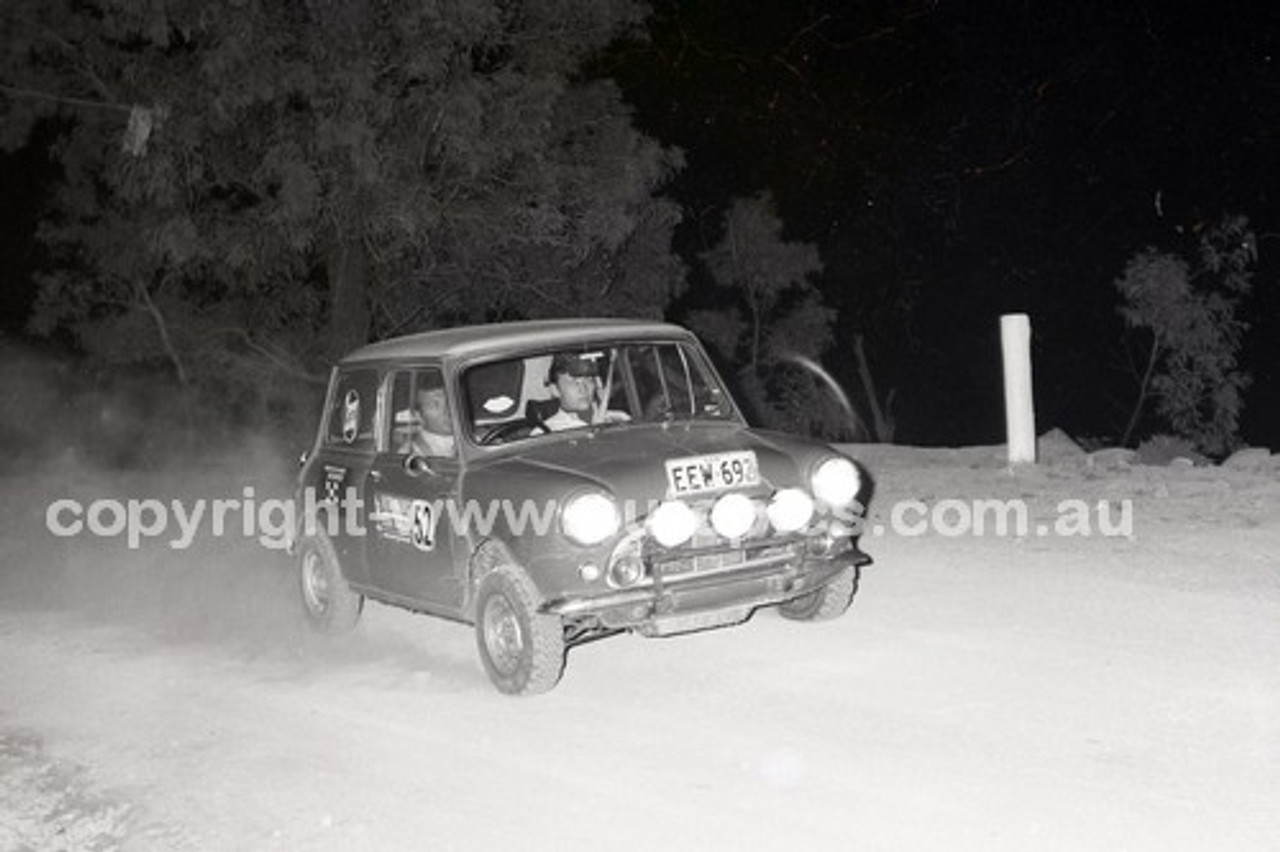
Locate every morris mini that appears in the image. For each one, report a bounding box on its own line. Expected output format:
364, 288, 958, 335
294, 319, 872, 695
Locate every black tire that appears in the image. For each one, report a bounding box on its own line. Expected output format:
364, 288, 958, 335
297, 531, 363, 635
475, 566, 565, 696
778, 565, 859, 622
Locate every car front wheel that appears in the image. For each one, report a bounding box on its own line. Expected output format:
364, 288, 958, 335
298, 531, 364, 635
777, 565, 859, 621
475, 566, 565, 696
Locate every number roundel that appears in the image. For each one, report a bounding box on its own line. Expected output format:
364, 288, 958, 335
410, 500, 435, 551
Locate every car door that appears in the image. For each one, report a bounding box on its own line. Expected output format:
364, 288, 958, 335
308, 366, 381, 586
363, 366, 465, 611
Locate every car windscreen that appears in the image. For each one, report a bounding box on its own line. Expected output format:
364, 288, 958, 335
462, 340, 737, 445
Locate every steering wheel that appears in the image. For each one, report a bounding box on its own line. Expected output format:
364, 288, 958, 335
479, 419, 542, 445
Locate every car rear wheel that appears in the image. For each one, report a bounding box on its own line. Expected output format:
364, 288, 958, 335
777, 565, 859, 621
475, 566, 565, 696
298, 531, 363, 635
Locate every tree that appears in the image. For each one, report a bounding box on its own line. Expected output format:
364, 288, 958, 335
3, 0, 684, 414
686, 192, 854, 438
1114, 214, 1257, 455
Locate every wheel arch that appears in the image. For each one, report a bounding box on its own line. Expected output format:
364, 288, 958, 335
465, 537, 520, 618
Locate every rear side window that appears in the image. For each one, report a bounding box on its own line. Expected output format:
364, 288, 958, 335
325, 368, 379, 451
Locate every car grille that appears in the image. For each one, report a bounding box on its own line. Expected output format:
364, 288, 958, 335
649, 527, 801, 578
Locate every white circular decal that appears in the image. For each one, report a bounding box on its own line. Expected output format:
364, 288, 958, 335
342, 390, 360, 443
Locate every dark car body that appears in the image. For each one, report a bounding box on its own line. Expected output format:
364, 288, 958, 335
294, 319, 872, 694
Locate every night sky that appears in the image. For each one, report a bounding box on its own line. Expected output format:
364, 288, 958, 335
4, 1, 1279, 449
605, 0, 1280, 448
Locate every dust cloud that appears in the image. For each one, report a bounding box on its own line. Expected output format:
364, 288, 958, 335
0, 342, 330, 658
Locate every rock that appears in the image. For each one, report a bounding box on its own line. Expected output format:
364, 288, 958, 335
1221, 447, 1273, 472
1134, 435, 1210, 467
1037, 428, 1086, 465
1087, 447, 1136, 471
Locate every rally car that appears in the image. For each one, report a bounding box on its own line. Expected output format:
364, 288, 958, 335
294, 318, 872, 695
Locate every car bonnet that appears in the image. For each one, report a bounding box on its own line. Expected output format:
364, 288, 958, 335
466, 423, 821, 508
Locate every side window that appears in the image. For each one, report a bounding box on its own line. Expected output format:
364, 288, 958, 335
388, 368, 456, 458
325, 368, 380, 451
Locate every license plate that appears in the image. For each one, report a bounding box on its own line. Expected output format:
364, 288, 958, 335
665, 450, 760, 496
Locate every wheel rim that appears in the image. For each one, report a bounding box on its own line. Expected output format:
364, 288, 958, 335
301, 550, 331, 616
482, 593, 524, 677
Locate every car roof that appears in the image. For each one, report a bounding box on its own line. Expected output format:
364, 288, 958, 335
339, 318, 695, 365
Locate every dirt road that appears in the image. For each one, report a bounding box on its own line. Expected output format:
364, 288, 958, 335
2, 445, 1277, 851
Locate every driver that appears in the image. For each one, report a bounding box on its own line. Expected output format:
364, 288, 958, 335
541, 352, 630, 431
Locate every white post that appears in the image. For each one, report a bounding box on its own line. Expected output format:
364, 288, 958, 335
1001, 313, 1036, 465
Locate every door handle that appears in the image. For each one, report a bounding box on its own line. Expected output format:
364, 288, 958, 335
369, 470, 383, 482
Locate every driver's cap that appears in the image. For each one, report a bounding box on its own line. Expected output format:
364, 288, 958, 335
548, 352, 601, 381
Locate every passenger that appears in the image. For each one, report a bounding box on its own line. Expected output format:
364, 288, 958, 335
404, 374, 456, 457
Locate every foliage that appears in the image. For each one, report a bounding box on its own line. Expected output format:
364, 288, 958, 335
1114, 214, 1256, 456
2, 0, 684, 415
686, 192, 853, 439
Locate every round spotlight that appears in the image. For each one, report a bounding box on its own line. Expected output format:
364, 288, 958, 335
561, 492, 620, 546
710, 492, 757, 540
648, 500, 699, 548
766, 487, 815, 533
578, 562, 602, 583
811, 457, 860, 507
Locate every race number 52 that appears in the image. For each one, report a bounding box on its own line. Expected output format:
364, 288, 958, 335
410, 500, 436, 551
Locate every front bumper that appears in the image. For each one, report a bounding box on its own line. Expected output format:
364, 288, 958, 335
542, 544, 871, 636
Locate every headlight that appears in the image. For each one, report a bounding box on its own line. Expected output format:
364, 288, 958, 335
606, 532, 647, 588
709, 492, 758, 540
608, 553, 646, 588
648, 500, 699, 548
766, 487, 815, 533
811, 457, 860, 507
561, 492, 620, 546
